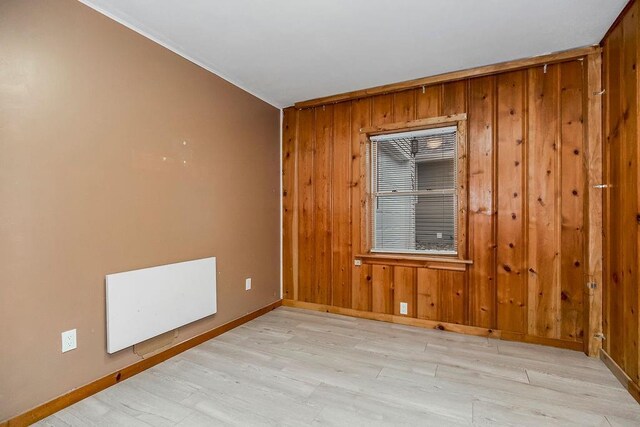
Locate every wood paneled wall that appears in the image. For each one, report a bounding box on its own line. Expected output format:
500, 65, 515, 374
283, 54, 601, 351
602, 0, 640, 398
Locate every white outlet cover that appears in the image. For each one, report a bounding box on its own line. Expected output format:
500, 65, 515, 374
354, 259, 362, 266
245, 278, 252, 291
437, 233, 443, 239
61, 329, 77, 353
399, 302, 408, 315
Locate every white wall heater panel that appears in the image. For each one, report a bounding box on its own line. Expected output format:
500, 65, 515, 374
106, 257, 217, 354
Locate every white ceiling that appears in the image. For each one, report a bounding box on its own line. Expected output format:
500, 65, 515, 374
80, 0, 627, 108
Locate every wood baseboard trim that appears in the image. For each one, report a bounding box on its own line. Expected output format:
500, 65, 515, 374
2, 300, 282, 427
283, 300, 584, 352
282, 299, 500, 338
600, 349, 640, 405
499, 331, 584, 352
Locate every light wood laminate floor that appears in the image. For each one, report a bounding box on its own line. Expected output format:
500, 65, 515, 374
36, 307, 640, 426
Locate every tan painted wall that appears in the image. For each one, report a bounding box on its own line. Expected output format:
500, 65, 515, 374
0, 0, 281, 420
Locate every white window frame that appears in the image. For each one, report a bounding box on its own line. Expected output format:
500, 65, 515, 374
360, 114, 468, 260
370, 126, 458, 256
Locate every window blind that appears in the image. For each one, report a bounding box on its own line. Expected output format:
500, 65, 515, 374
370, 126, 457, 254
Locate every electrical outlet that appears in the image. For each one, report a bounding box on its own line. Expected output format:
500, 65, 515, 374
61, 329, 77, 353
245, 278, 252, 291
354, 259, 362, 266
399, 302, 408, 315
437, 232, 443, 239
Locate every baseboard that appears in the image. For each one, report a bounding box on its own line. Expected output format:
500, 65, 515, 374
499, 331, 584, 352
2, 300, 282, 427
283, 299, 584, 352
600, 349, 640, 405
282, 299, 499, 338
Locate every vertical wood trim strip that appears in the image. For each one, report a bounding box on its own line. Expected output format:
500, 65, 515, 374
293, 110, 300, 301
621, 3, 639, 382
606, 21, 624, 367
636, 3, 640, 383
282, 108, 297, 300
584, 52, 604, 356
351, 98, 372, 311
523, 69, 531, 338
602, 34, 611, 357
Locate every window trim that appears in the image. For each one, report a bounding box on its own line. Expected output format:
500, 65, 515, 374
359, 114, 469, 261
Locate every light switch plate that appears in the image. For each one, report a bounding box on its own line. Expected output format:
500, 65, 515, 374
245, 278, 252, 291
61, 329, 77, 353
354, 259, 362, 266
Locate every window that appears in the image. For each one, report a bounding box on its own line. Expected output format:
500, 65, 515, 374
370, 125, 458, 255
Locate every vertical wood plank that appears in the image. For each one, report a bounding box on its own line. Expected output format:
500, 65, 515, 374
351, 98, 372, 311
559, 60, 585, 342
621, 3, 639, 382
393, 267, 417, 317
605, 23, 624, 366
584, 52, 603, 356
354, 264, 372, 312
527, 64, 561, 339
439, 270, 466, 324
372, 94, 394, 125
331, 102, 352, 308
282, 107, 298, 300
468, 76, 496, 328
496, 71, 527, 334
393, 90, 416, 122
602, 45, 609, 356
442, 81, 467, 115
297, 108, 315, 303
634, 5, 640, 383
313, 106, 333, 305
602, 34, 613, 357
372, 265, 394, 314
417, 268, 439, 320
416, 85, 442, 119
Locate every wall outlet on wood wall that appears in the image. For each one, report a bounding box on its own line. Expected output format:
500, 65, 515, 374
399, 302, 408, 315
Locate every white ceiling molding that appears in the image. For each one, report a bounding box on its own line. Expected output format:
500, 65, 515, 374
79, 0, 627, 108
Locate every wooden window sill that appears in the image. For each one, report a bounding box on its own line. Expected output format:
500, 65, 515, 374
355, 253, 472, 272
